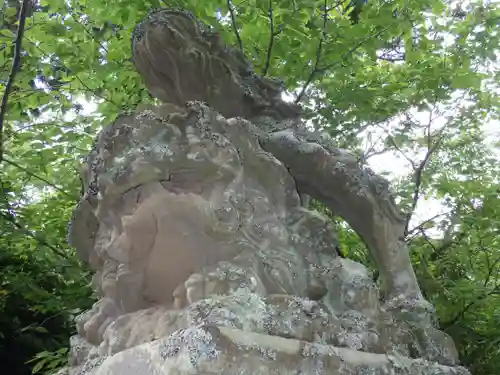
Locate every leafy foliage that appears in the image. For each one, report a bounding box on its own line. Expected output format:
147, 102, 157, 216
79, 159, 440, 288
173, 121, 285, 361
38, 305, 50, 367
0, 0, 498, 374
0, 182, 93, 374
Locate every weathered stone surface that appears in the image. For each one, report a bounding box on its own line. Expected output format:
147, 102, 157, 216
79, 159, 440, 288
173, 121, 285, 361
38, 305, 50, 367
61, 7, 470, 375
63, 102, 467, 374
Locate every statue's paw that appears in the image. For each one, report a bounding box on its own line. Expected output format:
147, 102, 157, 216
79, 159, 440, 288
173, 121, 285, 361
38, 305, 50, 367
172, 273, 215, 309
175, 264, 263, 307
172, 283, 188, 309
184, 270, 235, 305
383, 294, 437, 327
184, 272, 214, 305
81, 298, 121, 345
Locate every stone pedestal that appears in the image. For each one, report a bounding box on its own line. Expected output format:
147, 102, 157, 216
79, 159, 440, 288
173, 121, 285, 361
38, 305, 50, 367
73, 325, 468, 375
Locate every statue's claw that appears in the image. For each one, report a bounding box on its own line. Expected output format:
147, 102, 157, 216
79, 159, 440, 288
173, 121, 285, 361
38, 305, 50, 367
173, 263, 264, 308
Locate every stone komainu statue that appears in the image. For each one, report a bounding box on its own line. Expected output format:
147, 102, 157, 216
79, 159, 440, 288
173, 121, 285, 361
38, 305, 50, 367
61, 8, 470, 375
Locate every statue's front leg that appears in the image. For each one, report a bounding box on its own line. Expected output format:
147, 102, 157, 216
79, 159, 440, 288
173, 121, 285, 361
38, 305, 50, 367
173, 240, 315, 308
260, 131, 432, 319
173, 255, 267, 308
75, 297, 122, 346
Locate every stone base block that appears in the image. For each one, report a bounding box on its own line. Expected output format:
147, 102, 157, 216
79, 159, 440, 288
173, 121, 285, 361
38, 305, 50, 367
83, 325, 470, 375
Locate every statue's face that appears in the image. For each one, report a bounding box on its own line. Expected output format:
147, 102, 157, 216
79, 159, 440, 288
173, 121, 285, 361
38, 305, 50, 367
84, 104, 301, 310
131, 10, 278, 119
132, 10, 240, 116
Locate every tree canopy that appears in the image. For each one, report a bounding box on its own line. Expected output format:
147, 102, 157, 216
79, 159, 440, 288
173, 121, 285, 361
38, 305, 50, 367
0, 0, 499, 374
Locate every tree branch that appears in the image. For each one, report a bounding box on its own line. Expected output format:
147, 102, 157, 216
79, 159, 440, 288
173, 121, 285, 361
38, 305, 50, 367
2, 156, 78, 200
227, 0, 243, 51
262, 0, 277, 76
404, 128, 446, 236
406, 212, 450, 236
316, 26, 389, 73
0, 180, 70, 260
441, 283, 500, 329
428, 231, 467, 262
296, 23, 389, 104
441, 250, 500, 328
481, 253, 500, 289
0, 0, 30, 162
67, 8, 108, 54
295, 0, 328, 103
0, 211, 70, 259
377, 54, 405, 62
23, 35, 120, 108
418, 227, 437, 252
74, 75, 119, 107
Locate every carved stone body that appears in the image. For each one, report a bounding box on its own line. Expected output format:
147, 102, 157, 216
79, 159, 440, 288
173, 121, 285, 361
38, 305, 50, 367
60, 8, 470, 375
130, 8, 429, 307
64, 102, 467, 375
